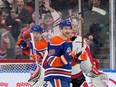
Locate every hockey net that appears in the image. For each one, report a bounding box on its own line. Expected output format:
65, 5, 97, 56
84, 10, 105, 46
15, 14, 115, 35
0, 59, 42, 87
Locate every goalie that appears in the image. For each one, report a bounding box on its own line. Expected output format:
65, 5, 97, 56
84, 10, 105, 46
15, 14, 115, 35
70, 17, 108, 87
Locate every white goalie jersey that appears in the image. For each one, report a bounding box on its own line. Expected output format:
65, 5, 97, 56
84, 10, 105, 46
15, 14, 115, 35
72, 35, 109, 87
72, 35, 92, 77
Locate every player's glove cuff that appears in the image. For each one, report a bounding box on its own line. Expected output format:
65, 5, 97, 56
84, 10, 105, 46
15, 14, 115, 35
75, 51, 87, 63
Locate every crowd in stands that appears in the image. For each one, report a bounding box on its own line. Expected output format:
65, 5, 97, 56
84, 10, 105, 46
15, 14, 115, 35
0, 0, 107, 59
0, 1, 110, 87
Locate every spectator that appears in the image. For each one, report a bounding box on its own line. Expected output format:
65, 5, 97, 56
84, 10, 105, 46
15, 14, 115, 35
24, 0, 35, 9
88, 34, 95, 57
10, 0, 33, 13
0, 9, 12, 32
42, 0, 61, 41
5, 0, 32, 41
15, 45, 29, 59
15, 45, 23, 58
68, 8, 79, 20
44, 20, 85, 87
1, 0, 12, 12
5, 10, 21, 41
0, 29, 16, 59
10, 0, 32, 28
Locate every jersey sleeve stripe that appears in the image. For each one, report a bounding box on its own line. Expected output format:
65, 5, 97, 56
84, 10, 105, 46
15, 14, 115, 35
61, 55, 68, 65
50, 57, 64, 67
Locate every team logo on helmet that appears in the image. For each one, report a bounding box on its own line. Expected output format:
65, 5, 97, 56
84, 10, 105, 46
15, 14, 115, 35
59, 20, 72, 29
31, 25, 43, 33
67, 47, 71, 53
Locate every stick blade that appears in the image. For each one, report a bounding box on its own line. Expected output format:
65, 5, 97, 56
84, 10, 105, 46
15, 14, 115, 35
92, 7, 106, 15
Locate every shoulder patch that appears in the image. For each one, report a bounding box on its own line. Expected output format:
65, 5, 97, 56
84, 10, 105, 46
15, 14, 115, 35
48, 49, 55, 56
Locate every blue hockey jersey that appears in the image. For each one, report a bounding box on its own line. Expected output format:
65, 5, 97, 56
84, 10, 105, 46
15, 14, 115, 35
44, 35, 73, 81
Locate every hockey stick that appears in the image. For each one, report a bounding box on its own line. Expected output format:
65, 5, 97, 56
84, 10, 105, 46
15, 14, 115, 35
30, 80, 38, 87
92, 6, 106, 15
78, 1, 106, 16
81, 0, 84, 47
32, 0, 40, 67
30, 33, 39, 67
29, 33, 41, 87
78, 6, 106, 15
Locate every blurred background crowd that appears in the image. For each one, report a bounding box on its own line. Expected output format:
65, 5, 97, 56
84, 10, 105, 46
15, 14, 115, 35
0, 0, 110, 69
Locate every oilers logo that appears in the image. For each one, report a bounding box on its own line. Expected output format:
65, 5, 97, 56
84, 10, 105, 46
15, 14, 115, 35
66, 47, 71, 53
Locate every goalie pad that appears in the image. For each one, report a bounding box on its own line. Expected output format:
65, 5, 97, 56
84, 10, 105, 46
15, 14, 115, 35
89, 73, 109, 87
80, 81, 89, 87
86, 67, 103, 78
80, 74, 108, 87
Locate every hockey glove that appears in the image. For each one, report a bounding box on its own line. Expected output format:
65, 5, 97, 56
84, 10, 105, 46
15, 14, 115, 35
17, 38, 27, 49
32, 52, 44, 59
73, 51, 87, 63
20, 40, 27, 49
17, 38, 24, 45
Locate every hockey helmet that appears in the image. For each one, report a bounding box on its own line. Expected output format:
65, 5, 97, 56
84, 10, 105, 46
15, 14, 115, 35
59, 20, 72, 29
31, 25, 43, 33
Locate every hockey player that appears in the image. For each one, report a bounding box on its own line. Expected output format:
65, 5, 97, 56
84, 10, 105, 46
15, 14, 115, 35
72, 33, 108, 87
44, 20, 87, 87
28, 25, 48, 86
27, 25, 48, 64
70, 17, 108, 87
16, 9, 44, 56
68, 17, 87, 87
17, 25, 48, 86
17, 0, 61, 56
